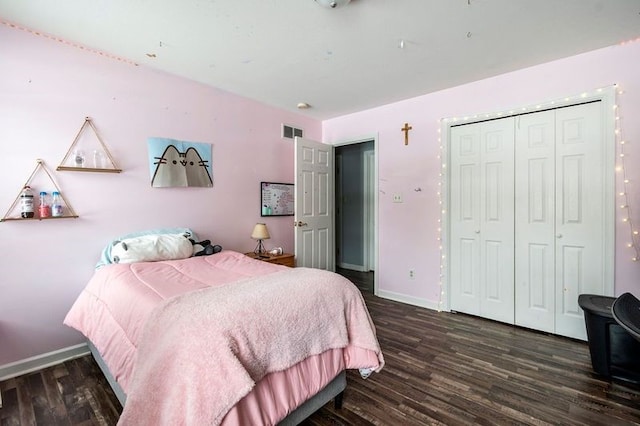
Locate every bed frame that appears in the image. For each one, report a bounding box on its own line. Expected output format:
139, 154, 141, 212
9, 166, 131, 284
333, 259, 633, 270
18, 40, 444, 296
87, 341, 345, 425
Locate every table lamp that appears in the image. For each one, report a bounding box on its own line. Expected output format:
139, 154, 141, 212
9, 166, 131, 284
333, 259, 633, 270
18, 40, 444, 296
251, 223, 270, 256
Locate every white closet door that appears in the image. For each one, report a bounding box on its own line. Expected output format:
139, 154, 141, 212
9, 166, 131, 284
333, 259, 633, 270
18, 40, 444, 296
554, 102, 606, 340
515, 110, 556, 333
450, 125, 481, 316
479, 119, 515, 323
515, 102, 606, 339
450, 118, 515, 323
449, 97, 612, 339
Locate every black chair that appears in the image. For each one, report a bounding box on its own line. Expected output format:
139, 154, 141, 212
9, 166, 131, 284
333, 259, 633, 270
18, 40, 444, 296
578, 293, 640, 383
612, 292, 640, 342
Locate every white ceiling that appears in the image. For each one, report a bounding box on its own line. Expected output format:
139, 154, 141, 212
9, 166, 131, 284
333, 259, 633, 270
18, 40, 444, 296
1, 0, 639, 119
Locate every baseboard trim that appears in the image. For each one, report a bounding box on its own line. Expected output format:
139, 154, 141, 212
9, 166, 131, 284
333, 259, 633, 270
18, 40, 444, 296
377, 290, 442, 311
0, 343, 89, 381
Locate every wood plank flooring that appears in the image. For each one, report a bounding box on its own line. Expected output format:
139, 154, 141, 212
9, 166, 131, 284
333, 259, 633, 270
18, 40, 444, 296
305, 292, 640, 425
336, 267, 373, 293
2, 269, 640, 425
0, 355, 121, 425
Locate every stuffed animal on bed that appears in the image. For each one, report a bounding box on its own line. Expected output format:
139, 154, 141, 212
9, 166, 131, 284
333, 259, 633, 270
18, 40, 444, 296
110, 233, 222, 264
189, 239, 222, 257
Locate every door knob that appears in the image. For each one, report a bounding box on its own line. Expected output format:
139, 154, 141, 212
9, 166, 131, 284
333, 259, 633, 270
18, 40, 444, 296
294, 221, 308, 227
556, 234, 563, 239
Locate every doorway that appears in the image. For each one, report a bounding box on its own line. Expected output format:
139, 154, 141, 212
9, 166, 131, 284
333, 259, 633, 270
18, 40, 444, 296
335, 140, 375, 294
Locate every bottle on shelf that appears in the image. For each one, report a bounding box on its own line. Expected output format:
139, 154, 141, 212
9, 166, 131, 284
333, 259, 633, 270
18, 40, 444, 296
51, 191, 64, 217
93, 150, 103, 168
20, 185, 35, 218
38, 191, 51, 218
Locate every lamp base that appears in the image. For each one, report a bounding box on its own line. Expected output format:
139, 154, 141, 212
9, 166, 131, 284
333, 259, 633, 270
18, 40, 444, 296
254, 239, 267, 256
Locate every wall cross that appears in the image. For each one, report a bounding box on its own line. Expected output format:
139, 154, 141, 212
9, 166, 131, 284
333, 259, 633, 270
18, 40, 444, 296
401, 122, 412, 145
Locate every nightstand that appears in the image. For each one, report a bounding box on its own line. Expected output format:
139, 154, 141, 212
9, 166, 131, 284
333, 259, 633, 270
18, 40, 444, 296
245, 252, 295, 267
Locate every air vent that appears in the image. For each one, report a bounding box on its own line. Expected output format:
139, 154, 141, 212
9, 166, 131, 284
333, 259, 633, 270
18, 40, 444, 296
282, 124, 304, 140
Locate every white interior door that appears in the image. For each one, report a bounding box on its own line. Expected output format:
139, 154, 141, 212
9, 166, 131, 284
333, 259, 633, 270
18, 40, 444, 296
478, 118, 515, 323
515, 102, 609, 340
294, 137, 334, 270
515, 110, 556, 333
450, 117, 515, 323
554, 102, 607, 340
450, 124, 482, 316
448, 92, 614, 340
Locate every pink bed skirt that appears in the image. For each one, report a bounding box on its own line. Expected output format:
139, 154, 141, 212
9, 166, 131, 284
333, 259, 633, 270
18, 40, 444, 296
223, 346, 373, 424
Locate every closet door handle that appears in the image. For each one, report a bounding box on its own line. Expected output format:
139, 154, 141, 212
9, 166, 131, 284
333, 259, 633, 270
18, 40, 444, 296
556, 234, 563, 239
475, 230, 480, 234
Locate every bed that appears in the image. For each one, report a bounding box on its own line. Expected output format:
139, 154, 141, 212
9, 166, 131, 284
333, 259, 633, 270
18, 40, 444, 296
63, 230, 384, 425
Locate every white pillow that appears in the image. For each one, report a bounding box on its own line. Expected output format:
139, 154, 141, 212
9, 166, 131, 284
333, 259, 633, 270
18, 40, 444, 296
96, 227, 197, 269
111, 233, 193, 264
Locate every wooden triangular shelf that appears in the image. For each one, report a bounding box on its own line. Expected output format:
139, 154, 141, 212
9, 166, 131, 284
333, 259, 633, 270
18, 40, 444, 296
57, 117, 122, 173
1, 159, 79, 222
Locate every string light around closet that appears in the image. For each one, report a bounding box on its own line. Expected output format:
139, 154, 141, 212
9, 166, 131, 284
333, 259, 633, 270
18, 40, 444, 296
615, 87, 640, 261
436, 84, 637, 312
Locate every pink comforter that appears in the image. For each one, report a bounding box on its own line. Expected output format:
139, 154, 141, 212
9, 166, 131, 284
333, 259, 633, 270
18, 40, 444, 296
64, 251, 285, 393
64, 251, 384, 425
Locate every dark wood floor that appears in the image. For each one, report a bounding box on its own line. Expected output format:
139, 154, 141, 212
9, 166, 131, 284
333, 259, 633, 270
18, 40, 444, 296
0, 355, 121, 425
305, 294, 640, 425
2, 269, 640, 425
336, 266, 374, 294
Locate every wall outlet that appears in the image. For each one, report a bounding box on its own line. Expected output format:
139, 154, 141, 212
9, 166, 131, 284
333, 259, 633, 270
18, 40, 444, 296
409, 269, 415, 279
393, 194, 403, 203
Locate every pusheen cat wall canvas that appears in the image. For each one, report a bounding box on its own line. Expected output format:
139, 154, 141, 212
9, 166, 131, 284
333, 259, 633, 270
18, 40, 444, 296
148, 138, 213, 188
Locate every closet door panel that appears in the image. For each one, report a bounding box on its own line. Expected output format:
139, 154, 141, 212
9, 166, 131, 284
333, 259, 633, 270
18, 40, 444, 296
459, 238, 479, 297
555, 102, 605, 340
527, 243, 552, 307
559, 245, 585, 319
460, 165, 476, 219
450, 126, 481, 315
528, 158, 551, 222
561, 155, 584, 223
484, 240, 503, 298
515, 111, 555, 333
479, 120, 515, 323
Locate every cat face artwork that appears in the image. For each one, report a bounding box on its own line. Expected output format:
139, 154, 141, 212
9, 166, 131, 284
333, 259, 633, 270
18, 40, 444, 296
184, 147, 213, 187
151, 144, 213, 188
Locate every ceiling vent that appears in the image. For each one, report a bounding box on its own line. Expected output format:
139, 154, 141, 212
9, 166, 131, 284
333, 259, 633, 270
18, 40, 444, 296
282, 124, 304, 140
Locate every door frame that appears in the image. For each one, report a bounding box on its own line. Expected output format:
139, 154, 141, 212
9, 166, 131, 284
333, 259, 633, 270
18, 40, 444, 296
440, 87, 617, 314
364, 149, 375, 271
332, 135, 379, 295
335, 152, 344, 268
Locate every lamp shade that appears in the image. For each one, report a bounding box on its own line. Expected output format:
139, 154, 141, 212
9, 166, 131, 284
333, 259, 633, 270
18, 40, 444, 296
251, 223, 270, 240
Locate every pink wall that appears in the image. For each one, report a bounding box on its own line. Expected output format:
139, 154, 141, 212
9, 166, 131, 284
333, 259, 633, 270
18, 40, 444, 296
324, 41, 640, 308
3, 22, 640, 368
0, 24, 320, 365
